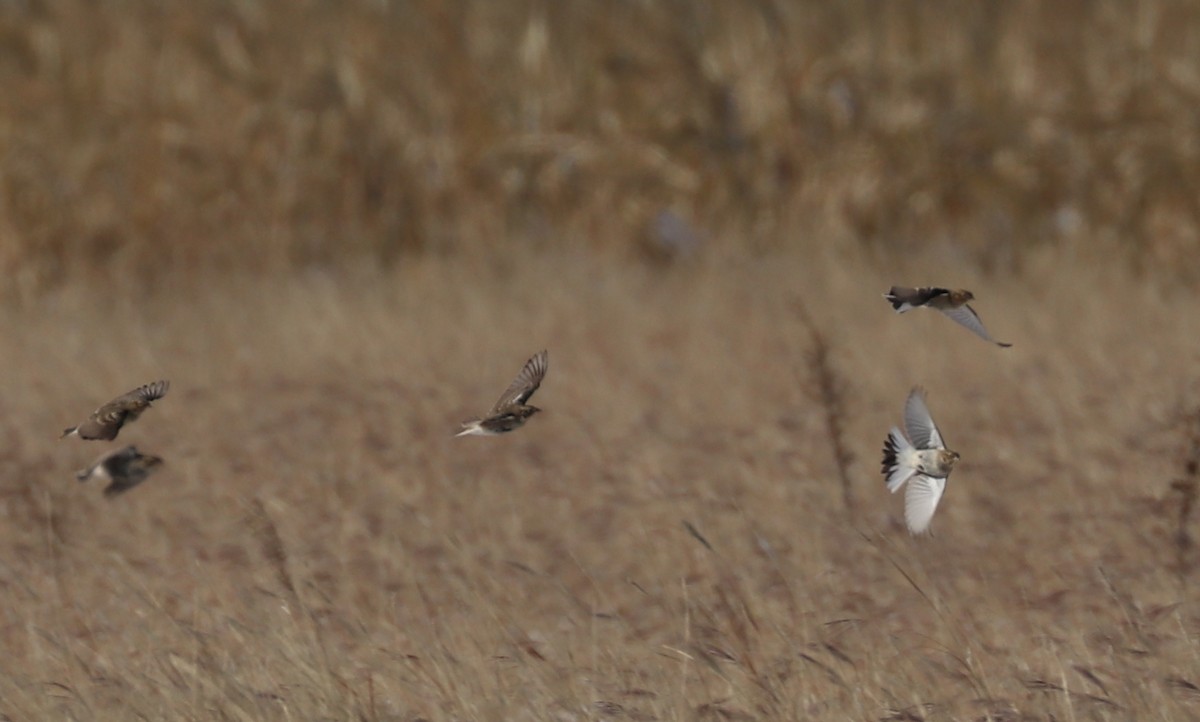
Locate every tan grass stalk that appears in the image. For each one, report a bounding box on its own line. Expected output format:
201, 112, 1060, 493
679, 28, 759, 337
794, 299, 855, 515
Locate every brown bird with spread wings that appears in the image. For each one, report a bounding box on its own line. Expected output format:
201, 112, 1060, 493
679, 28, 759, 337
61, 380, 170, 440
76, 445, 164, 497
884, 286, 1012, 347
456, 351, 547, 437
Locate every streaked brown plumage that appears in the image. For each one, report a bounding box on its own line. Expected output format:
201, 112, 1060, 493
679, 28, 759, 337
76, 445, 164, 497
456, 350, 547, 437
61, 380, 170, 440
884, 286, 1012, 347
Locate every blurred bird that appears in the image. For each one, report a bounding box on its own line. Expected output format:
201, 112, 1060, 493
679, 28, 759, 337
456, 350, 548, 437
881, 386, 960, 535
884, 286, 1012, 347
61, 380, 170, 440
76, 445, 164, 497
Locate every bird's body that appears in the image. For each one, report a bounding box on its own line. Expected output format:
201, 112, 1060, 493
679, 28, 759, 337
884, 286, 1011, 347
62, 380, 170, 440
883, 441, 959, 486
456, 350, 547, 437
880, 387, 959, 535
457, 406, 541, 436
76, 445, 164, 497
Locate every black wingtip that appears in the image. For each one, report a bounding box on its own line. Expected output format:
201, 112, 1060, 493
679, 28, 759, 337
881, 434, 899, 478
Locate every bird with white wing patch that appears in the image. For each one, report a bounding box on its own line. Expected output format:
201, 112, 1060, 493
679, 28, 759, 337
881, 386, 960, 535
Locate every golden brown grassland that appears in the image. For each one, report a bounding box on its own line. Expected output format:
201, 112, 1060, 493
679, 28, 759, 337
3, 1, 1200, 720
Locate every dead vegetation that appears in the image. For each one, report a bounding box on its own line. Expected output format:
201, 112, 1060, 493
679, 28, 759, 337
0, 254, 1192, 720
1167, 404, 1200, 579
2, 1, 1200, 720
3, 0, 1200, 298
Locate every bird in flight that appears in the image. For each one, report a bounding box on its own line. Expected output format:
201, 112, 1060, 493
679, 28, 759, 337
61, 380, 170, 440
881, 386, 960, 535
884, 286, 1011, 347
456, 350, 547, 437
76, 445, 164, 497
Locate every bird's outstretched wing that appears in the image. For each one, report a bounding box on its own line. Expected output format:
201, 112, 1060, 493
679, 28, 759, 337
109, 380, 170, 407
903, 386, 945, 450
904, 474, 946, 534
491, 351, 547, 412
92, 380, 169, 422
939, 305, 1011, 347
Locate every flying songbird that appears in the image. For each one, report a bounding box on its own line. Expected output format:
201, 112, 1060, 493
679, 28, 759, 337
61, 380, 170, 440
884, 286, 1012, 347
456, 350, 548, 437
76, 445, 164, 497
881, 386, 960, 535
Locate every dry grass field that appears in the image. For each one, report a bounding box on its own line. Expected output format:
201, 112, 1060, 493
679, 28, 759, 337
4, 1, 1200, 720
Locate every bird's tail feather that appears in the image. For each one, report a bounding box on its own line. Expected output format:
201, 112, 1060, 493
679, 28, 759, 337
455, 420, 482, 437
881, 428, 916, 492
882, 291, 914, 313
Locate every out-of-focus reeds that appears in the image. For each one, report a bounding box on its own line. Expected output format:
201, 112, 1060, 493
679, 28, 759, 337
3, 0, 1200, 303
2, 2, 1200, 720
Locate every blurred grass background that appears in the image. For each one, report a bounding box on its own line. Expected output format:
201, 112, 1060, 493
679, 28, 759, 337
3, 0, 1200, 297
4, 2, 1200, 720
